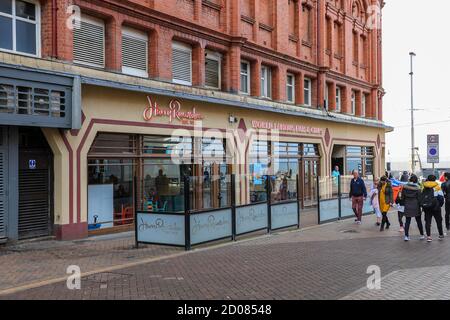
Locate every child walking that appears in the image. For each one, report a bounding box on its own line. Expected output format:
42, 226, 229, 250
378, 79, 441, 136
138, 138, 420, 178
379, 176, 394, 232
369, 178, 382, 226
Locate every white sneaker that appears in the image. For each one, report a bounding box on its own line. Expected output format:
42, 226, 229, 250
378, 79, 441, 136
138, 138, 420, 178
420, 235, 425, 240
404, 236, 410, 242
356, 221, 362, 225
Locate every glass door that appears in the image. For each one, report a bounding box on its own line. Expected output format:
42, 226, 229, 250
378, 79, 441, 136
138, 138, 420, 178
302, 159, 319, 207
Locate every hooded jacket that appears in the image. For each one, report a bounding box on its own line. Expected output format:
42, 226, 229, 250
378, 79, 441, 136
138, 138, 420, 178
400, 183, 422, 218
378, 180, 393, 213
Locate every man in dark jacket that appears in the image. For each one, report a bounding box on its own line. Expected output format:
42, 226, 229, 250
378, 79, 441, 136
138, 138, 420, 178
400, 174, 424, 241
442, 172, 450, 232
400, 171, 410, 183
349, 170, 367, 225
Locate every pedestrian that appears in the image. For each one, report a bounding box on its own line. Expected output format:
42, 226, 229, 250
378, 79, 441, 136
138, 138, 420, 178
442, 172, 450, 233
399, 174, 425, 241
332, 165, 341, 178
395, 185, 406, 233
349, 169, 367, 225
369, 177, 382, 226
421, 175, 445, 242
400, 171, 410, 183
378, 176, 393, 232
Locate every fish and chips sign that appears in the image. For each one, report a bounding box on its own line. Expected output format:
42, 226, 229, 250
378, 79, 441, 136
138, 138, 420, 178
143, 96, 203, 124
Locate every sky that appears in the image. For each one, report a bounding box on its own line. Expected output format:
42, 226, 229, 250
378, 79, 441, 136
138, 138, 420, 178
383, 0, 450, 168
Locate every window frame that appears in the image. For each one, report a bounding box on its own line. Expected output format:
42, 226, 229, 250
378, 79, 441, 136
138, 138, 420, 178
0, 0, 41, 57
121, 26, 149, 78
351, 90, 356, 115
260, 65, 272, 99
286, 73, 295, 103
361, 93, 366, 117
172, 41, 193, 86
240, 60, 251, 95
324, 83, 329, 109
335, 87, 342, 112
304, 77, 312, 107
73, 14, 105, 68
204, 50, 222, 90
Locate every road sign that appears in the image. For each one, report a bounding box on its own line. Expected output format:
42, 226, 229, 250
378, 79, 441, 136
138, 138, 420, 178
427, 134, 439, 164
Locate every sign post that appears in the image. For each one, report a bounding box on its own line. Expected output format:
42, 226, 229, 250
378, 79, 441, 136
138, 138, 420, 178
427, 134, 439, 175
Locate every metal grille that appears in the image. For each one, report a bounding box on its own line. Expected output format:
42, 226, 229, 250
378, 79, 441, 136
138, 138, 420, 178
205, 58, 219, 88
73, 20, 105, 68
18, 169, 50, 239
0, 84, 66, 118
122, 35, 148, 73
172, 48, 192, 84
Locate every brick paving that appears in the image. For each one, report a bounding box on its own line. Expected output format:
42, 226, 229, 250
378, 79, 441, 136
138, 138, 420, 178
2, 212, 450, 300
0, 232, 182, 293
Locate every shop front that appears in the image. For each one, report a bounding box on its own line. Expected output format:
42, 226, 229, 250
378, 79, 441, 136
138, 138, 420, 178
51, 84, 386, 239
0, 65, 80, 242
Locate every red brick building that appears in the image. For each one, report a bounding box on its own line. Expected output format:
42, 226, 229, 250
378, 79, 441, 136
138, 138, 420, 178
0, 0, 388, 241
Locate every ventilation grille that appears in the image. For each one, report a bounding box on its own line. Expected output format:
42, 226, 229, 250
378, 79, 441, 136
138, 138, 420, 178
172, 48, 192, 84
18, 169, 49, 239
122, 35, 148, 74
205, 58, 219, 88
73, 20, 105, 68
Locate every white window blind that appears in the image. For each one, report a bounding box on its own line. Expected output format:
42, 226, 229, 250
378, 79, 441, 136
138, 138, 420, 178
73, 15, 105, 68
122, 27, 148, 77
205, 52, 221, 89
172, 42, 192, 85
336, 87, 341, 112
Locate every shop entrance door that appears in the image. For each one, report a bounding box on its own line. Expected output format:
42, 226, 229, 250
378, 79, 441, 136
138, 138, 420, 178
18, 128, 53, 239
302, 159, 319, 208
0, 127, 8, 239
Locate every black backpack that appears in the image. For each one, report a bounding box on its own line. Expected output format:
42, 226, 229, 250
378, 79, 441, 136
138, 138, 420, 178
422, 187, 438, 210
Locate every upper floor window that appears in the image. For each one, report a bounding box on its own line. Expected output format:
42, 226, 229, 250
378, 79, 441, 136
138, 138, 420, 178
361, 94, 367, 117
286, 73, 295, 103
0, 0, 40, 56
324, 83, 329, 109
302, 4, 312, 43
172, 42, 192, 86
240, 60, 250, 94
351, 90, 356, 115
335, 87, 342, 112
260, 66, 272, 99
121, 27, 148, 78
205, 51, 221, 89
73, 15, 105, 68
304, 78, 312, 106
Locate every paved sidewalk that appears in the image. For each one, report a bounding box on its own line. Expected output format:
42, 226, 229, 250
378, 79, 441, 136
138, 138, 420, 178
0, 232, 182, 293
4, 212, 446, 300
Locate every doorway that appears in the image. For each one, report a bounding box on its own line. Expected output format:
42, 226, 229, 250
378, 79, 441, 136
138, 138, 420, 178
18, 128, 53, 239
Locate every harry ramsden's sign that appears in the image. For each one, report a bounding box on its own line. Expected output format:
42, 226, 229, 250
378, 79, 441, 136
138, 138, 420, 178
143, 96, 203, 123
251, 120, 322, 135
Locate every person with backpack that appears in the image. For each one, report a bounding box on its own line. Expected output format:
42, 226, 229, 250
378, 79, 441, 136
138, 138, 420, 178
421, 175, 445, 242
442, 173, 450, 232
378, 176, 394, 232
395, 185, 406, 233
400, 174, 425, 241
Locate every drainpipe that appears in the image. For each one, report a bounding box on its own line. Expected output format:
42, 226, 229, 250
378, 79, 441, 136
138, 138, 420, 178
52, 0, 58, 58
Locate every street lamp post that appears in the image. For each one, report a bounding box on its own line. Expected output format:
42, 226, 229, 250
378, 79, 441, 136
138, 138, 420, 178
409, 52, 416, 174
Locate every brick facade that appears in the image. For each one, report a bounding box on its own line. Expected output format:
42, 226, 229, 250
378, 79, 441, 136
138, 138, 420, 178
37, 0, 384, 120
